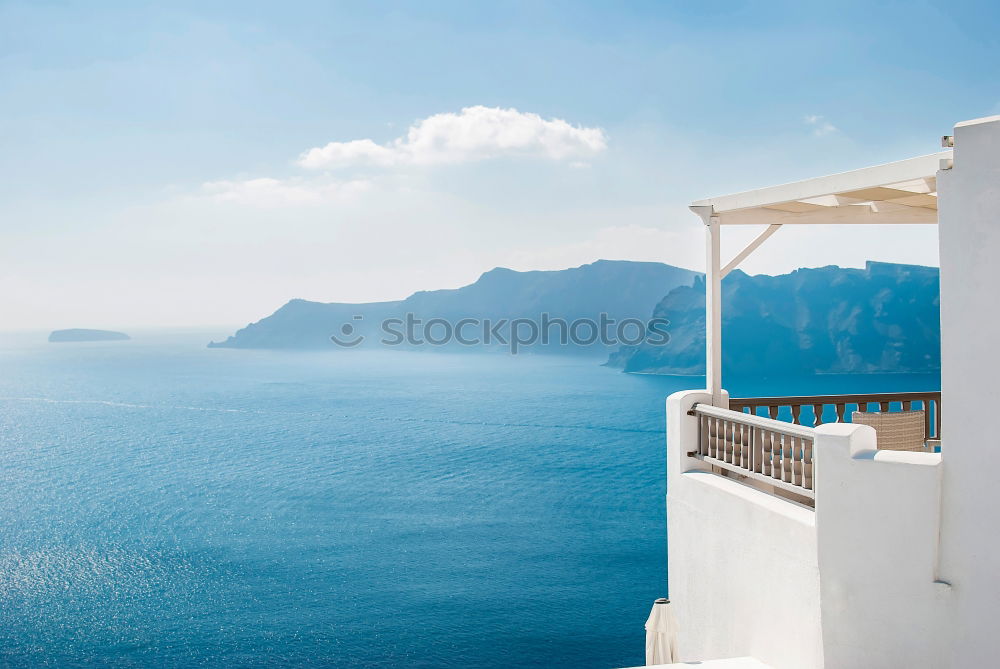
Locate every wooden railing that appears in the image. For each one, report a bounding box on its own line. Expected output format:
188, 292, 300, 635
730, 392, 942, 442
690, 403, 816, 501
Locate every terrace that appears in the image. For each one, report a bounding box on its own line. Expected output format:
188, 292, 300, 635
653, 118, 1000, 668
684, 150, 949, 504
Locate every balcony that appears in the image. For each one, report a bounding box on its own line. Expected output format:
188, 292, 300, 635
667, 388, 945, 667
687, 391, 940, 507
662, 147, 961, 668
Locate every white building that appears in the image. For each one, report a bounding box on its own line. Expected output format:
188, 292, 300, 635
647, 115, 1000, 668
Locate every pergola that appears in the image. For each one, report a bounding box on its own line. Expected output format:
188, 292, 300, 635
689, 149, 953, 406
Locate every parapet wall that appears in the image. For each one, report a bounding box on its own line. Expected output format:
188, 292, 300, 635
813, 423, 945, 669
667, 389, 947, 669
666, 390, 823, 669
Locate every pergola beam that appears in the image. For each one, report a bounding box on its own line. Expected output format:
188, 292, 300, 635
716, 203, 939, 226
690, 151, 950, 214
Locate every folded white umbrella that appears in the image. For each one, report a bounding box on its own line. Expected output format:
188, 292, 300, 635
645, 597, 678, 665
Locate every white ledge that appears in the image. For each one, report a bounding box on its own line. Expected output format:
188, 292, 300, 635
678, 470, 816, 523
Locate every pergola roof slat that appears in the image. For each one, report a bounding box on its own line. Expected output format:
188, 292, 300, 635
690, 150, 951, 225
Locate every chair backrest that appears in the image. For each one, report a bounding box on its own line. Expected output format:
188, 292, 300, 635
852, 410, 927, 451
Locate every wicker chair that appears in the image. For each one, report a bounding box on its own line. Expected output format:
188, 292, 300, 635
852, 410, 929, 452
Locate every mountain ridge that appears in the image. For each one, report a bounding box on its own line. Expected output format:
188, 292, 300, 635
209, 260, 699, 354
607, 261, 940, 375
210, 259, 941, 375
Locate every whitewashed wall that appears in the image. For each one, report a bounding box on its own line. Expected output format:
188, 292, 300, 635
666, 390, 824, 669
813, 423, 946, 669
937, 114, 1000, 667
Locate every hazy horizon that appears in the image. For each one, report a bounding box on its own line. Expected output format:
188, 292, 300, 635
3, 1, 996, 329
1, 255, 947, 334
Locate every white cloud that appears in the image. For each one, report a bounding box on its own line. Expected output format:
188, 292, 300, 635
804, 114, 838, 137
190, 105, 606, 209
298, 105, 608, 169
297, 139, 399, 169
200, 176, 372, 207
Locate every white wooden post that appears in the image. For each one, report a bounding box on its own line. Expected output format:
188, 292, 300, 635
705, 215, 723, 406
689, 205, 724, 406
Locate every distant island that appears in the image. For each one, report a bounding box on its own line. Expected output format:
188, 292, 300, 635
49, 329, 131, 343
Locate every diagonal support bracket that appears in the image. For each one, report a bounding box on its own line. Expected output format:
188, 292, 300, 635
720, 224, 782, 278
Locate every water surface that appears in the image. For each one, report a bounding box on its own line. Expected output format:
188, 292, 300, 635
0, 332, 939, 667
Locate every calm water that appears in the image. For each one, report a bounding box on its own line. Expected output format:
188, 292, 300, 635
0, 332, 939, 668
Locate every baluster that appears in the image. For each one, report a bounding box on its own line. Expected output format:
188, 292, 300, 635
935, 398, 941, 440
769, 433, 778, 480
706, 417, 714, 458
745, 425, 753, 470
792, 436, 802, 486
700, 414, 709, 455
880, 401, 890, 412
768, 405, 779, 420
772, 433, 782, 481
711, 417, 720, 458
803, 438, 814, 490
717, 418, 723, 461
741, 424, 747, 464
725, 420, 734, 463
812, 404, 824, 426
733, 422, 742, 466
720, 419, 728, 461
835, 403, 846, 423
761, 430, 772, 477
724, 420, 736, 464
724, 418, 731, 460
753, 426, 763, 473
723, 421, 731, 462
903, 400, 912, 411
781, 434, 795, 483
791, 404, 802, 425
734, 422, 741, 465
720, 418, 727, 459
730, 421, 737, 464
775, 434, 784, 481
780, 433, 787, 481
785, 435, 794, 485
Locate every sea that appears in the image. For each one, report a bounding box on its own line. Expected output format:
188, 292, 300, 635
0, 331, 940, 668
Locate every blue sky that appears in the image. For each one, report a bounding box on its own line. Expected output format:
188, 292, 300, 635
1, 0, 998, 329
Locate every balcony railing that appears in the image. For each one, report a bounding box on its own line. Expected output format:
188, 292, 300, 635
730, 392, 942, 443
689, 403, 816, 501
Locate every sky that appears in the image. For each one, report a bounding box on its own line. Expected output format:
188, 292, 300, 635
1, 0, 998, 330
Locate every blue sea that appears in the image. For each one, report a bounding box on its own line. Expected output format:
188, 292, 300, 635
0, 332, 939, 668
